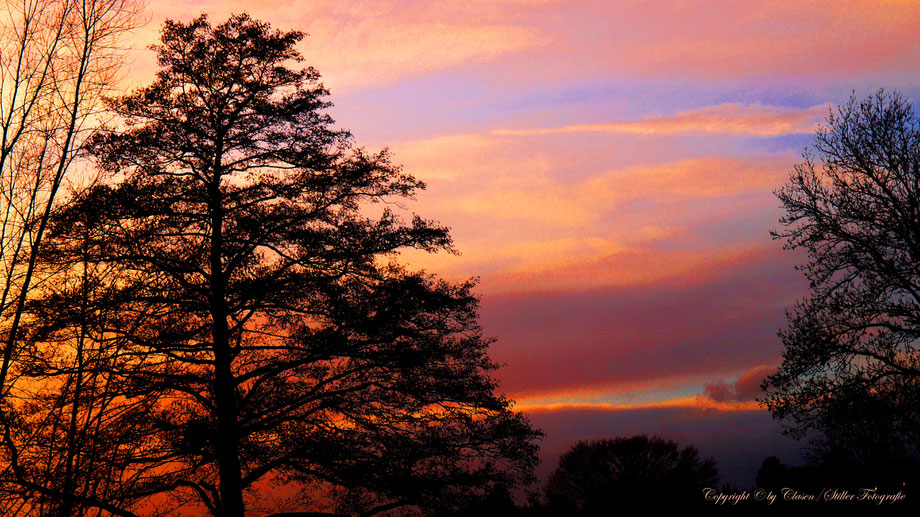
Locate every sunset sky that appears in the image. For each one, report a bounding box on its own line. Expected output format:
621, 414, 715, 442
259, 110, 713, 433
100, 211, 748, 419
127, 0, 920, 487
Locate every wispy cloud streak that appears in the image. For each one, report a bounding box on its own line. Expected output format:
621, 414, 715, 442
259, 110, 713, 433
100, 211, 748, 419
494, 104, 830, 137
515, 397, 763, 413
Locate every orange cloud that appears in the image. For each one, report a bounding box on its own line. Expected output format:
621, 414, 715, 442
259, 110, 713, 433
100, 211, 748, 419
392, 132, 792, 292
509, 374, 719, 406
439, 156, 776, 224
515, 397, 763, 414
396, 132, 790, 225
493, 104, 830, 137
509, 367, 776, 414
399, 228, 788, 294
478, 244, 773, 294
133, 0, 546, 90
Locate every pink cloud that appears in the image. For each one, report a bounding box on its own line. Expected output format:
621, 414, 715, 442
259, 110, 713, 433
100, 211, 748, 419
493, 104, 829, 137
391, 132, 793, 223
704, 365, 775, 403
131, 0, 546, 91
481, 245, 807, 397
130, 0, 920, 93
388, 127, 795, 293
509, 0, 920, 82
516, 397, 762, 414
476, 244, 772, 294
432, 155, 790, 226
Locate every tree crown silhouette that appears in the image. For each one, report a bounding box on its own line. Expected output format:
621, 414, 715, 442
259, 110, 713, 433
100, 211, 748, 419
32, 13, 539, 517
543, 435, 717, 513
762, 90, 920, 458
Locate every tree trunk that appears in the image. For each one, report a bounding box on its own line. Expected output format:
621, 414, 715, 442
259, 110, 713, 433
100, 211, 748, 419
209, 175, 245, 517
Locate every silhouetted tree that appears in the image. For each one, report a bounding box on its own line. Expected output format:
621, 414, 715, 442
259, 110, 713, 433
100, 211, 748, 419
42, 13, 540, 517
452, 483, 521, 517
0, 0, 140, 394
543, 435, 718, 514
762, 90, 920, 458
3, 211, 178, 517
802, 378, 920, 466
755, 456, 788, 491
0, 0, 143, 514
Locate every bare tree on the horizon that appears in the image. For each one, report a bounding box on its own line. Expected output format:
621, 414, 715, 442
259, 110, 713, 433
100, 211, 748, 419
763, 89, 920, 465
0, 0, 143, 514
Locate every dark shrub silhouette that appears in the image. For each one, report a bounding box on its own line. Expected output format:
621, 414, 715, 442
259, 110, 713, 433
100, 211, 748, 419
755, 456, 788, 491
543, 435, 718, 514
452, 483, 521, 517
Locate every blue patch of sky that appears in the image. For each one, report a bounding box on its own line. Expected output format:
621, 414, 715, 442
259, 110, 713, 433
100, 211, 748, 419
330, 64, 920, 148
751, 133, 814, 154
328, 72, 497, 142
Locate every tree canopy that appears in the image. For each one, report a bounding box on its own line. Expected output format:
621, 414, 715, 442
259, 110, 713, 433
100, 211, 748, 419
762, 90, 920, 461
11, 13, 540, 517
543, 435, 718, 514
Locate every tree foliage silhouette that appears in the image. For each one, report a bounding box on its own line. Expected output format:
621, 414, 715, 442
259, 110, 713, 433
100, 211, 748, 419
762, 90, 920, 457
755, 456, 788, 491
543, 435, 718, 514
37, 13, 539, 517
0, 0, 144, 514
4, 227, 168, 517
801, 377, 920, 466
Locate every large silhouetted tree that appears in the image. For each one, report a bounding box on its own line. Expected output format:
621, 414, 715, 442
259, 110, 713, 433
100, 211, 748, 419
543, 435, 718, 514
762, 90, 920, 457
41, 13, 540, 517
